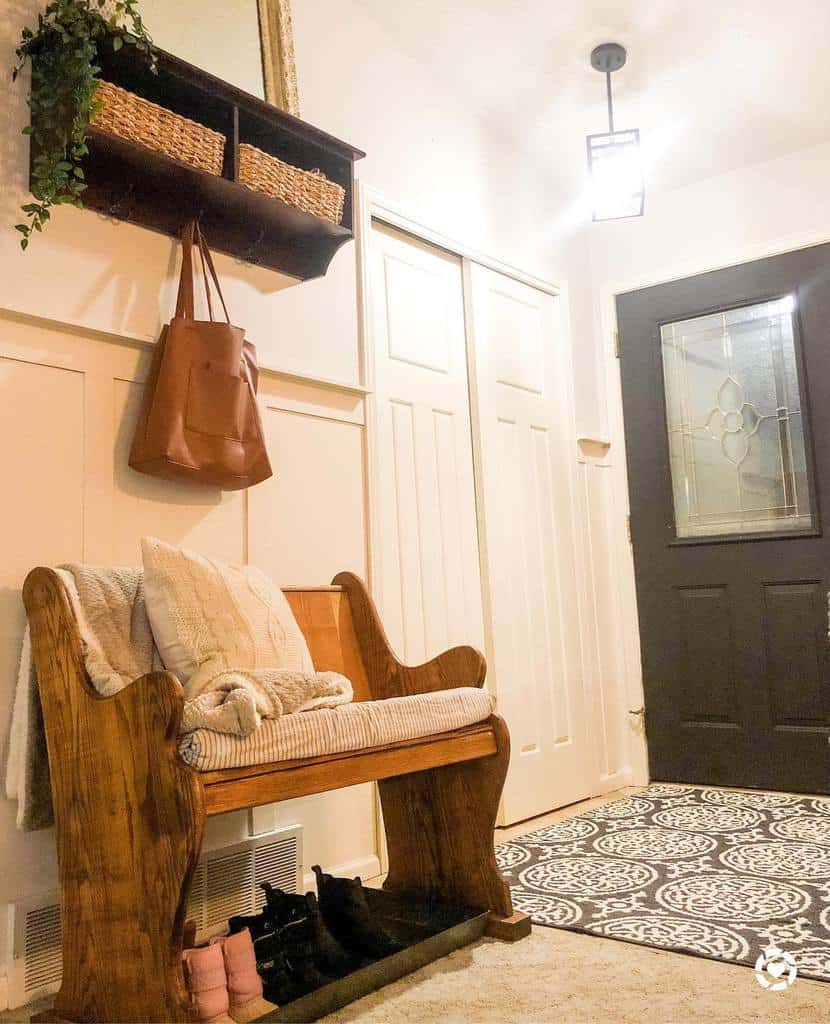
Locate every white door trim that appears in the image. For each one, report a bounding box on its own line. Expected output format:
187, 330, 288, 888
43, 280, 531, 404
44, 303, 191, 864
357, 186, 562, 299
596, 225, 830, 788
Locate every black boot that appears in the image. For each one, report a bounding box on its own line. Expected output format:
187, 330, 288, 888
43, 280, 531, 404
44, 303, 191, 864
228, 910, 275, 942
305, 891, 362, 977
259, 882, 309, 927
254, 931, 297, 1006
278, 915, 333, 995
312, 865, 403, 961
259, 883, 333, 995
260, 883, 358, 978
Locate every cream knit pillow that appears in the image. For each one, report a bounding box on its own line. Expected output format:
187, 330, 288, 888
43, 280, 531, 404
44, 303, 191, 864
141, 536, 314, 684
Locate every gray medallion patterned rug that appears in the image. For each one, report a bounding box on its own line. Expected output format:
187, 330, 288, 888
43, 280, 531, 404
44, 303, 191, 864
496, 785, 830, 983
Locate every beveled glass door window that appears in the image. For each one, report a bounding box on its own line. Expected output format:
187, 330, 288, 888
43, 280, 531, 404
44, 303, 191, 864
660, 296, 813, 539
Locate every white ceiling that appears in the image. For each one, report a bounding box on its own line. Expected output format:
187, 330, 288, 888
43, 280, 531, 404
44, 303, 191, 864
356, 0, 830, 192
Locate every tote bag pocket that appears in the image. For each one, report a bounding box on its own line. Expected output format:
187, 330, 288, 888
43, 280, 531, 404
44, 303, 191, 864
185, 367, 256, 441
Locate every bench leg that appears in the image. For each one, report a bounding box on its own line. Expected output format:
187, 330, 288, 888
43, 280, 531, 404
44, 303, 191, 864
484, 911, 533, 941
47, 678, 205, 1024
378, 714, 529, 939
24, 570, 205, 1024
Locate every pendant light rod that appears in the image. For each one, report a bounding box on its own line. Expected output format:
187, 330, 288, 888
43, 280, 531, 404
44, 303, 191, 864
590, 42, 627, 134
605, 71, 615, 133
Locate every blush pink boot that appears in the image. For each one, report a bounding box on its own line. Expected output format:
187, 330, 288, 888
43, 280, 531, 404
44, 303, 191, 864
182, 942, 236, 1024
212, 929, 277, 1022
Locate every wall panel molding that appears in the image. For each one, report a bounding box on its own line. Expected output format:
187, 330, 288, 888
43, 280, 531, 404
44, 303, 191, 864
0, 306, 369, 398
0, 313, 376, 907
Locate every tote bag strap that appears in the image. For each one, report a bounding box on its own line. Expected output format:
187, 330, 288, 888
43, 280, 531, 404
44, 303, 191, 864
174, 220, 231, 324
195, 222, 231, 324
174, 220, 198, 320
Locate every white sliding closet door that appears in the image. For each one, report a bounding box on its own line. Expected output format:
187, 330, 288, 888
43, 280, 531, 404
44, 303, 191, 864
368, 222, 484, 661
465, 263, 592, 824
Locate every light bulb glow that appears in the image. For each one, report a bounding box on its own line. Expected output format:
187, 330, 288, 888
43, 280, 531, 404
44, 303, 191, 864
587, 129, 644, 221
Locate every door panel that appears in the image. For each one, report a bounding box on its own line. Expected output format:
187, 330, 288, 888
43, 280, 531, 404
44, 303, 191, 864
675, 586, 737, 725
617, 243, 830, 793
763, 582, 826, 728
467, 263, 592, 822
368, 222, 485, 664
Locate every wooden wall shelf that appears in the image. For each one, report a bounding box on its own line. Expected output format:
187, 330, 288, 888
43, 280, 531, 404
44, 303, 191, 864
36, 45, 365, 280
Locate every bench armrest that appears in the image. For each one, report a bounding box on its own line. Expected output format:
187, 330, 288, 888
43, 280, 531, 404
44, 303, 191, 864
332, 571, 486, 700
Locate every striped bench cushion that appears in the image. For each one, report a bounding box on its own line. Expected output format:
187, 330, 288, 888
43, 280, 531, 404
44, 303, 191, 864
178, 687, 495, 771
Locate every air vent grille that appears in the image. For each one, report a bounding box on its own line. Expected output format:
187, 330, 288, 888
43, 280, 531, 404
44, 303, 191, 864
204, 849, 256, 927
23, 904, 61, 994
254, 834, 298, 909
8, 825, 301, 1008
186, 861, 207, 928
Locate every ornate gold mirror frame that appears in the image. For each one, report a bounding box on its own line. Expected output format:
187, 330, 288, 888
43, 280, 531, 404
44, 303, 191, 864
257, 0, 300, 116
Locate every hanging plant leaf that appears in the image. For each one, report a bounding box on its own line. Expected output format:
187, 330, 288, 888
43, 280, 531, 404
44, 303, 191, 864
12, 0, 156, 249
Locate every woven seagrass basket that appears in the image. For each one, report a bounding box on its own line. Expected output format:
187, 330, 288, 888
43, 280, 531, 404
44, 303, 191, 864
238, 143, 345, 224
91, 80, 225, 176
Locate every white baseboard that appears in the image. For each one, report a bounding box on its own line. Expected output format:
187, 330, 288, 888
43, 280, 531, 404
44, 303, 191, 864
302, 855, 382, 892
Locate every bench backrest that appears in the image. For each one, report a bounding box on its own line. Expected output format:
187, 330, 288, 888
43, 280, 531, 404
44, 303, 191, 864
283, 586, 371, 701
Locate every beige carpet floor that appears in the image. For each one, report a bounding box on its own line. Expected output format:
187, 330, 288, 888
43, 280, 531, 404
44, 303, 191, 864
8, 931, 830, 1024
7, 788, 830, 1023
322, 785, 830, 1024
321, 925, 830, 1024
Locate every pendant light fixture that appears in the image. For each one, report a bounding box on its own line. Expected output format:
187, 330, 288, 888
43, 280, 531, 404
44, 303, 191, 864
586, 42, 644, 221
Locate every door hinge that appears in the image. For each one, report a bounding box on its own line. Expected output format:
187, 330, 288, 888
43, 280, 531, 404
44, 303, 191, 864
626, 514, 632, 543
613, 330, 621, 359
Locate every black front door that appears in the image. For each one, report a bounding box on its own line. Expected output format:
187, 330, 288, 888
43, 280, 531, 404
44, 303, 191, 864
617, 244, 830, 793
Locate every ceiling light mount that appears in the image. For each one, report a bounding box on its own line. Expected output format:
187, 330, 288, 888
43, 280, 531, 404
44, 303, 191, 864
590, 42, 627, 75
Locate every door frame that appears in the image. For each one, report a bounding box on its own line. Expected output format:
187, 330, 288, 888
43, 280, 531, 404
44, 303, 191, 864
598, 225, 830, 788
356, 184, 612, 833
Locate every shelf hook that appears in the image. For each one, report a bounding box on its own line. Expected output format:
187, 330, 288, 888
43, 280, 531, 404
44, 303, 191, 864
241, 226, 267, 266
108, 183, 136, 219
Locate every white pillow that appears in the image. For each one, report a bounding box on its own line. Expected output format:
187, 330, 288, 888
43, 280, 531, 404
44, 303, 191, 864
141, 536, 314, 684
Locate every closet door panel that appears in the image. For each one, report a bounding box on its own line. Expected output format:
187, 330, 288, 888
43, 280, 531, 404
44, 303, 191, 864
466, 264, 592, 824
369, 222, 484, 665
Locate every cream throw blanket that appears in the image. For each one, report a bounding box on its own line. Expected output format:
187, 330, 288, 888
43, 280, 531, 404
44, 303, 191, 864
6, 565, 352, 831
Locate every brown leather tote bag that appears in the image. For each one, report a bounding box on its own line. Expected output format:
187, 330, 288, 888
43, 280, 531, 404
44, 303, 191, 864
129, 222, 273, 489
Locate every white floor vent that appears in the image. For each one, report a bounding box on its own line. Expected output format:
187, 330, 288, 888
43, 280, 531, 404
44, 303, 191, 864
6, 825, 302, 1009
187, 826, 302, 940
6, 900, 63, 1009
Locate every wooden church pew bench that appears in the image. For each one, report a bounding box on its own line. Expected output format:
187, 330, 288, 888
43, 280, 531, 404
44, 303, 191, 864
23, 567, 529, 1024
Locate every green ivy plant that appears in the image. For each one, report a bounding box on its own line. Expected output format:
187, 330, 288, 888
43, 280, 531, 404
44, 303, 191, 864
12, 0, 155, 249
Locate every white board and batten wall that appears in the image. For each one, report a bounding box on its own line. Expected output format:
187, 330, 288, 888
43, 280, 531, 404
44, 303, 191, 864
366, 215, 605, 824
0, 312, 377, 905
